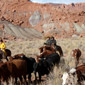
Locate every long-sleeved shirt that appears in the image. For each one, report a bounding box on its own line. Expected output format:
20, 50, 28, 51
0, 42, 6, 52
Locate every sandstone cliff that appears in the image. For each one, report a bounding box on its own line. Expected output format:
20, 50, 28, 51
0, 0, 85, 39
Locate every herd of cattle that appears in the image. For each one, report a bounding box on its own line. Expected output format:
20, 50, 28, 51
0, 45, 85, 85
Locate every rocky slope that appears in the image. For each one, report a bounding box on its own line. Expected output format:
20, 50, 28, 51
0, 0, 85, 39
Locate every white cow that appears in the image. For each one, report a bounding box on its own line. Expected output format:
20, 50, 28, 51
62, 72, 69, 85
62, 68, 77, 85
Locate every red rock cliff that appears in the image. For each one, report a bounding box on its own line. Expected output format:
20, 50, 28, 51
0, 0, 85, 39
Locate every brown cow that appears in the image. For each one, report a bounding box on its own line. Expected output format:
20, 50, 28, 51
8, 53, 25, 61
0, 62, 10, 84
71, 49, 81, 66
0, 59, 27, 84
9, 54, 36, 82
10, 59, 27, 84
13, 53, 25, 59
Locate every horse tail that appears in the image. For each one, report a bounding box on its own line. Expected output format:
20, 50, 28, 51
56, 45, 63, 56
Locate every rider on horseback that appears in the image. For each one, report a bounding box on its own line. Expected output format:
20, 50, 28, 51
44, 37, 51, 46
0, 39, 6, 57
50, 36, 57, 46
44, 36, 57, 47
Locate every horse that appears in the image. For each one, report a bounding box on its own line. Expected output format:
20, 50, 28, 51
0, 49, 11, 60
39, 44, 63, 56
39, 45, 56, 53
37, 46, 56, 62
37, 50, 56, 62
71, 49, 81, 67
36, 44, 63, 62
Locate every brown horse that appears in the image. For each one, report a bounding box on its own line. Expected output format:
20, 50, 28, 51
37, 46, 56, 62
37, 50, 56, 58
0, 49, 11, 60
71, 49, 81, 66
36, 45, 63, 62
39, 45, 56, 53
39, 45, 63, 56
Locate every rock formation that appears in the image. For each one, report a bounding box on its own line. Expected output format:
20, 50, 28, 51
0, 0, 85, 39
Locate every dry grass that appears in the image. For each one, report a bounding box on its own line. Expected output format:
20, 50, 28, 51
5, 37, 85, 85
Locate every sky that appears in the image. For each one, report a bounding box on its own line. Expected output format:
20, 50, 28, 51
31, 0, 85, 4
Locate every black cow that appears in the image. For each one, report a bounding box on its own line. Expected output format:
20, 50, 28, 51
34, 53, 60, 81
46, 53, 60, 67
33, 58, 51, 81
21, 56, 36, 81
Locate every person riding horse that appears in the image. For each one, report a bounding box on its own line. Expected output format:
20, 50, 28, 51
36, 36, 63, 62
0, 39, 6, 58
44, 36, 56, 45
0, 39, 11, 60
44, 36, 57, 49
43, 36, 63, 56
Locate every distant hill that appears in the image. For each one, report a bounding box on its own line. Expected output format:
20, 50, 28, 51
0, 0, 85, 39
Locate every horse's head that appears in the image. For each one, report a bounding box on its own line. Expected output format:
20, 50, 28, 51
72, 49, 78, 57
71, 49, 81, 62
